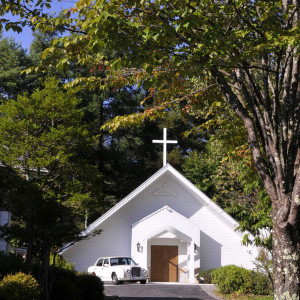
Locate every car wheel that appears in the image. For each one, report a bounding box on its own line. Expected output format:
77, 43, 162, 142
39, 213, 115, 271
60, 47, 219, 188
140, 280, 147, 284
112, 273, 119, 285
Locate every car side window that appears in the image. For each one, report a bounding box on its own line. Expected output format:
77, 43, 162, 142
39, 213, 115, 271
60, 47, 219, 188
104, 259, 109, 266
97, 259, 103, 266
110, 258, 118, 266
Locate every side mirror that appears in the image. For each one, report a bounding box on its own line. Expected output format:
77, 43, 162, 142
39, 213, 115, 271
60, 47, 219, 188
103, 263, 109, 267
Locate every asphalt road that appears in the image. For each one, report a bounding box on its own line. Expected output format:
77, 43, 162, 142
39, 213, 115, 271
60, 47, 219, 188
104, 282, 220, 300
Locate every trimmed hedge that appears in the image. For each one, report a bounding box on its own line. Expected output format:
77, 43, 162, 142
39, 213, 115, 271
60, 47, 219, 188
211, 265, 271, 295
0, 272, 40, 300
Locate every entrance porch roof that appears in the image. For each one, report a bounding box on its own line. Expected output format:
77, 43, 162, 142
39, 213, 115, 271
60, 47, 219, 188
131, 205, 200, 245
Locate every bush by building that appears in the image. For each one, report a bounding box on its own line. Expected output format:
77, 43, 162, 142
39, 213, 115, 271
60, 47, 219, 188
0, 253, 104, 300
0, 252, 25, 280
211, 265, 271, 295
196, 268, 216, 283
0, 272, 40, 300
75, 273, 104, 300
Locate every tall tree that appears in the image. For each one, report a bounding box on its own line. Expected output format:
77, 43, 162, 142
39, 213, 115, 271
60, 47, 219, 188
0, 77, 102, 300
0, 34, 35, 99
33, 1, 300, 298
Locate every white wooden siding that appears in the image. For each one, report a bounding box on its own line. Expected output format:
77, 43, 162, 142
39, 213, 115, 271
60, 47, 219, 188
63, 171, 257, 273
0, 211, 10, 252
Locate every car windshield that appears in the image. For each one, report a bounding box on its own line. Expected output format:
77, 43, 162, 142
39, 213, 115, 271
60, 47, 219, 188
110, 257, 137, 266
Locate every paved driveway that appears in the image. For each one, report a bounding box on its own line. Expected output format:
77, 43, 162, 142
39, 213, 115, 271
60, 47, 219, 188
104, 282, 220, 300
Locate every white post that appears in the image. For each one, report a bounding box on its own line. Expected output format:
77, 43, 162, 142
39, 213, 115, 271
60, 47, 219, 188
187, 242, 195, 283
152, 128, 177, 166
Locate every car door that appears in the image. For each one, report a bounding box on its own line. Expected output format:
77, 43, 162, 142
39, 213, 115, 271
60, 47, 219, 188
93, 258, 104, 278
101, 258, 111, 281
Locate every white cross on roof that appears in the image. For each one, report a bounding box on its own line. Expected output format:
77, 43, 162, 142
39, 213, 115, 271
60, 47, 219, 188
153, 128, 177, 167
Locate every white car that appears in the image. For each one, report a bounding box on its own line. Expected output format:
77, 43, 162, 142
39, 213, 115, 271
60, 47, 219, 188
88, 256, 149, 285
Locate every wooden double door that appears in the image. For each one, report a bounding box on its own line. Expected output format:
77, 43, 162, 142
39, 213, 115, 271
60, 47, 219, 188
151, 245, 178, 282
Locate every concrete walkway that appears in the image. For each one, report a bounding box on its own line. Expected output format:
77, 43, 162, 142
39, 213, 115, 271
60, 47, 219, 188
104, 282, 222, 300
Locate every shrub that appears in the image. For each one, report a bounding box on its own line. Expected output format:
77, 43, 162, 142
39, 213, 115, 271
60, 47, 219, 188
250, 271, 272, 295
50, 265, 79, 300
197, 268, 216, 283
0, 272, 40, 300
0, 252, 25, 280
51, 254, 75, 271
75, 273, 104, 300
50, 278, 80, 300
49, 256, 78, 300
211, 265, 270, 295
50, 271, 104, 300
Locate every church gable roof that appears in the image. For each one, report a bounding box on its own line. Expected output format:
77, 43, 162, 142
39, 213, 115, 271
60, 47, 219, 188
82, 164, 240, 237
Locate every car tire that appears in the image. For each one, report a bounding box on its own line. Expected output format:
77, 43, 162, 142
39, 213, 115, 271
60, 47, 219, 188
112, 273, 119, 285
140, 280, 147, 284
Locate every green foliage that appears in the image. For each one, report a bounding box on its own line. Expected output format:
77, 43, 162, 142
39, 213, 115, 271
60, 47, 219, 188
182, 116, 272, 250
252, 249, 273, 290
196, 268, 216, 284
0, 0, 65, 34
0, 76, 102, 299
0, 252, 25, 280
183, 150, 219, 198
51, 254, 74, 271
0, 272, 40, 300
0, 76, 101, 246
80, 83, 206, 216
0, 36, 36, 99
75, 273, 104, 300
50, 270, 104, 300
183, 150, 272, 249
221, 294, 273, 300
2, 1, 298, 298
50, 278, 80, 300
211, 265, 271, 295
50, 260, 78, 300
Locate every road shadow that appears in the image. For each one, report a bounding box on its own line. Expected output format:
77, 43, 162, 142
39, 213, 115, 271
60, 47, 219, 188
106, 298, 213, 300
104, 283, 218, 300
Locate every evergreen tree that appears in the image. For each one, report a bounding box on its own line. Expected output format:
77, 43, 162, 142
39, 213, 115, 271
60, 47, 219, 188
0, 34, 35, 99
0, 77, 102, 300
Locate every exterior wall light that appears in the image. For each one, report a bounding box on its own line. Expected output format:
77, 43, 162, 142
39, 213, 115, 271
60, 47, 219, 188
137, 242, 141, 252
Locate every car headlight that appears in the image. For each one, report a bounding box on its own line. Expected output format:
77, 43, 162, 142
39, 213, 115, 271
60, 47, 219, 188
125, 269, 131, 278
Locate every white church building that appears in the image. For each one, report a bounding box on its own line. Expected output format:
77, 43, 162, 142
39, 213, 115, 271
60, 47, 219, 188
0, 211, 10, 252
61, 129, 258, 283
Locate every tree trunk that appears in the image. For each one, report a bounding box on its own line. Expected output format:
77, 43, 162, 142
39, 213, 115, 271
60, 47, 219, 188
97, 97, 104, 173
273, 229, 300, 299
211, 64, 300, 299
272, 194, 300, 300
41, 240, 51, 300
25, 203, 34, 273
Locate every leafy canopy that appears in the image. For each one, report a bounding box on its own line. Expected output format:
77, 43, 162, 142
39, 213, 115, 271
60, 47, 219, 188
0, 77, 102, 248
